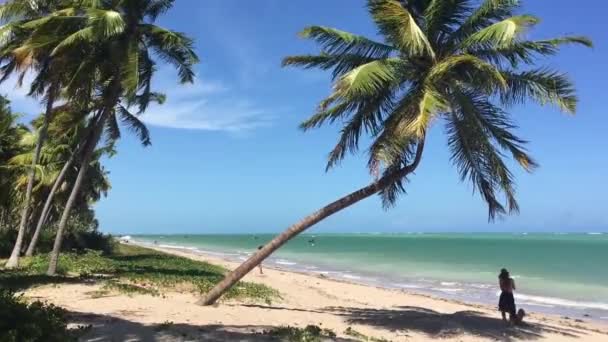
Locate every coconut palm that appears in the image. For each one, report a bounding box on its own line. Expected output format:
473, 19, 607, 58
0, 96, 26, 230
199, 0, 591, 305
34, 0, 197, 275
24, 98, 151, 256
0, 0, 74, 268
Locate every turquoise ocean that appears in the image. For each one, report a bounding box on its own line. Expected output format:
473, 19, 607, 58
131, 233, 608, 321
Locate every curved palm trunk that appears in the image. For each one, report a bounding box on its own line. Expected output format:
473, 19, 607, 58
46, 110, 109, 275
25, 120, 97, 257
5, 90, 56, 269
24, 153, 74, 257
198, 141, 425, 305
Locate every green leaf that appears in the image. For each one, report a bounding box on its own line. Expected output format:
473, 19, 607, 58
428, 54, 506, 90
461, 15, 539, 49
473, 36, 593, 66
367, 0, 435, 57
334, 58, 400, 99
501, 69, 578, 113
298, 26, 395, 58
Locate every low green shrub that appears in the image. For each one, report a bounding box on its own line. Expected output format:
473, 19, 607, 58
0, 288, 77, 342
267, 325, 337, 342
0, 229, 114, 258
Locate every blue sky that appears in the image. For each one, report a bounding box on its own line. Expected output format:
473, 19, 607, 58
2, 0, 607, 234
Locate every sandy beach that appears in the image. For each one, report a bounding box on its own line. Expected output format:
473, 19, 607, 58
17, 243, 607, 341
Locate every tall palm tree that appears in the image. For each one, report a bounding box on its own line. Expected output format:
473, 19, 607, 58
24, 106, 96, 256
24, 97, 152, 256
0, 0, 70, 268
38, 0, 197, 275
199, 0, 592, 305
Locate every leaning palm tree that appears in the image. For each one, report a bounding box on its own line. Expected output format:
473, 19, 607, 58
199, 0, 592, 305
38, 0, 197, 275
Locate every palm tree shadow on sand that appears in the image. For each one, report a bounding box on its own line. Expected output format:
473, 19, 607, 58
69, 311, 358, 342
326, 306, 586, 341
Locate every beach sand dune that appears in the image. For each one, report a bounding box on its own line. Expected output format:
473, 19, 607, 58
24, 245, 608, 341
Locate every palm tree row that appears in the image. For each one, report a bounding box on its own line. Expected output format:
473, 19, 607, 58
0, 0, 198, 274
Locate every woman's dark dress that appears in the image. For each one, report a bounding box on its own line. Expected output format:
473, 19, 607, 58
498, 278, 516, 316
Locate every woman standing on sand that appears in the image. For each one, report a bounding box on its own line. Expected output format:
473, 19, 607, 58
498, 268, 517, 323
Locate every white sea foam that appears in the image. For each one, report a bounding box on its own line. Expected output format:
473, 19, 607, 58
158, 244, 184, 249
600, 316, 608, 320
394, 283, 423, 289
275, 260, 297, 266
515, 293, 608, 310
441, 281, 458, 286
587, 232, 603, 235
342, 274, 361, 280
432, 287, 464, 293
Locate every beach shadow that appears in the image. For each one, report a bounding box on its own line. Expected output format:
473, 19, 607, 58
325, 306, 584, 341
68, 310, 356, 341
0, 272, 94, 291
113, 265, 223, 279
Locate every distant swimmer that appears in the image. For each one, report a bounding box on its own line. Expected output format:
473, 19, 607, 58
257, 245, 264, 275
308, 238, 316, 247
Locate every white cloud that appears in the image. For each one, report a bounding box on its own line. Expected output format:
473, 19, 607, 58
140, 69, 274, 132
1, 66, 274, 132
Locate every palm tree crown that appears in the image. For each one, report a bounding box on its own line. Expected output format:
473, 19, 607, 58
283, 0, 591, 219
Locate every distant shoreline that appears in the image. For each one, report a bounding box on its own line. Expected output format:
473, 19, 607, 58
126, 237, 608, 325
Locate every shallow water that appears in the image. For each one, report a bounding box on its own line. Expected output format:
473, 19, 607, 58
131, 233, 608, 321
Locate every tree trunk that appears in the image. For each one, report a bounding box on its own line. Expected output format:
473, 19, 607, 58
25, 118, 98, 257
46, 110, 110, 276
5, 89, 56, 269
198, 140, 426, 305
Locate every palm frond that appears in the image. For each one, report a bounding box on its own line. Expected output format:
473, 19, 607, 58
146, 0, 175, 21
453, 89, 537, 172
452, 0, 519, 41
501, 68, 577, 113
460, 15, 539, 50
118, 105, 151, 146
282, 53, 379, 80
298, 26, 395, 58
428, 54, 506, 90
333, 58, 400, 99
367, 0, 435, 57
105, 113, 121, 142
142, 24, 198, 83
473, 36, 592, 67
325, 87, 395, 170
367, 84, 427, 170
446, 107, 518, 220
121, 38, 139, 96
424, 0, 471, 43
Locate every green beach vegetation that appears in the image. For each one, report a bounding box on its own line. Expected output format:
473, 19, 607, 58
199, 0, 591, 304
1, 242, 279, 303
